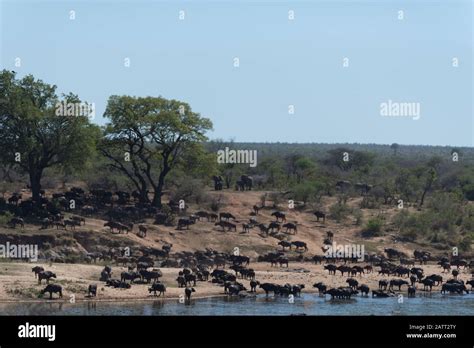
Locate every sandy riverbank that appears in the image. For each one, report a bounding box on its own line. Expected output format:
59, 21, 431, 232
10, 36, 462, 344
0, 261, 471, 303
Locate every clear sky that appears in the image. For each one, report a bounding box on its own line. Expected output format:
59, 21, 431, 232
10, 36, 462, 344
0, 0, 472, 146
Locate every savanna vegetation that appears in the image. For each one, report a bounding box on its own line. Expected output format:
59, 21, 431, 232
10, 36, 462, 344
0, 70, 473, 253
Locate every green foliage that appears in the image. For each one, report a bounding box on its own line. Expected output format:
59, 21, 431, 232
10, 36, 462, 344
0, 70, 99, 201
175, 141, 218, 179
0, 211, 13, 226
324, 148, 374, 172
390, 143, 399, 155
258, 157, 286, 189
363, 217, 384, 237
291, 181, 324, 204
393, 210, 425, 241
400, 229, 418, 242
1, 71, 474, 257
209, 196, 222, 212
329, 202, 350, 222
169, 177, 208, 205
100, 95, 213, 206
294, 157, 316, 183
352, 208, 363, 225
392, 192, 469, 245
159, 204, 176, 226
462, 183, 474, 201
268, 192, 283, 208
459, 235, 472, 252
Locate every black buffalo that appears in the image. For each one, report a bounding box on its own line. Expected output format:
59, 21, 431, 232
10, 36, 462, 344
41, 284, 63, 300
149, 282, 166, 296
38, 271, 56, 284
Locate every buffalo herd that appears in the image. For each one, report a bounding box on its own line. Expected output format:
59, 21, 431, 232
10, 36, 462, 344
28, 242, 473, 304
2, 186, 471, 305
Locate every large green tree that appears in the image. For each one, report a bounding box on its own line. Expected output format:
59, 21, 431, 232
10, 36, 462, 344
0, 70, 99, 202
324, 147, 374, 172
100, 95, 212, 207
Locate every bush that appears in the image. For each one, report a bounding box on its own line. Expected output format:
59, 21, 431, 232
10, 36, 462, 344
64, 255, 83, 264
292, 181, 324, 204
170, 178, 207, 204
359, 196, 379, 209
462, 183, 474, 201
352, 208, 363, 226
399, 229, 418, 242
292, 182, 314, 204
0, 211, 13, 226
158, 205, 175, 226
459, 236, 472, 252
461, 209, 474, 231
430, 232, 449, 245
392, 210, 426, 240
209, 196, 222, 212
329, 202, 350, 223
362, 218, 383, 237
268, 192, 283, 208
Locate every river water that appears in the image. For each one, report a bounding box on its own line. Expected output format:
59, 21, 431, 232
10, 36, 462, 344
1, 292, 473, 316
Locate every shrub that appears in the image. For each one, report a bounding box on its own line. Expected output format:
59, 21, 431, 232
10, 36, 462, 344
430, 232, 448, 245
359, 196, 379, 209
169, 178, 206, 204
462, 183, 474, 201
329, 202, 350, 223
292, 182, 315, 204
352, 208, 363, 225
158, 205, 175, 226
392, 210, 426, 240
0, 211, 13, 226
459, 236, 472, 252
268, 192, 283, 208
292, 181, 324, 204
399, 229, 417, 242
362, 218, 383, 237
209, 196, 222, 212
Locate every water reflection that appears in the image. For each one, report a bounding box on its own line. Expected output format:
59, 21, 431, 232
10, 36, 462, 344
1, 292, 472, 316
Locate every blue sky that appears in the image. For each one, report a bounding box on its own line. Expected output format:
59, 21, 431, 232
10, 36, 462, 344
0, 0, 472, 146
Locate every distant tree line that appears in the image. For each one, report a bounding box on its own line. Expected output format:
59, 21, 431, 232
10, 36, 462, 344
0, 71, 473, 251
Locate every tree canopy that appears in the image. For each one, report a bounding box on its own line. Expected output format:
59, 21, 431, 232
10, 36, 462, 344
99, 95, 213, 207
0, 70, 99, 202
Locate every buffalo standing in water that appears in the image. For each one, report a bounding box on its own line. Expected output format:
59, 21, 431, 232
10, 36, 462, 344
324, 287, 358, 299
185, 287, 196, 302
372, 290, 395, 298
357, 284, 370, 296
389, 279, 409, 291
467, 280, 474, 290
426, 274, 443, 286
441, 283, 469, 294
378, 280, 388, 290
421, 278, 434, 291
250, 280, 260, 292
313, 282, 327, 295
